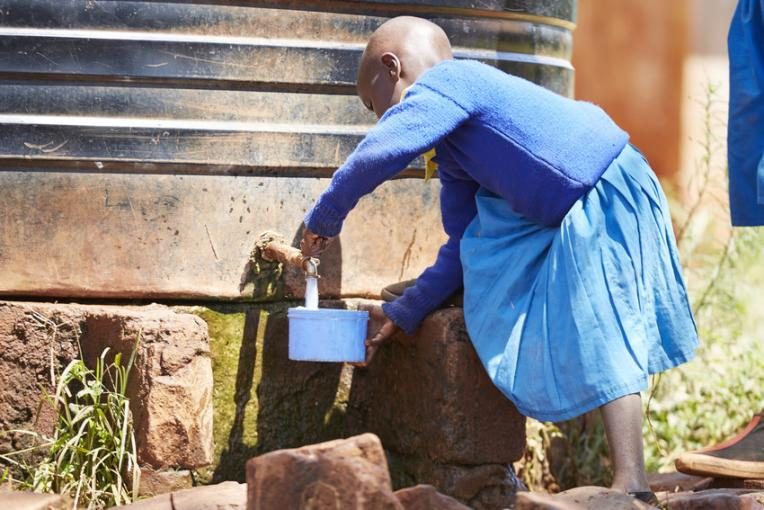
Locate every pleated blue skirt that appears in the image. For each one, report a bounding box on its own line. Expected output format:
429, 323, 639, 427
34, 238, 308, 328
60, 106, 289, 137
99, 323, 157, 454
460, 144, 699, 422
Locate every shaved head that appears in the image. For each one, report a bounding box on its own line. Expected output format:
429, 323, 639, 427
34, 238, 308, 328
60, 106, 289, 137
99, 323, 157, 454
360, 17, 452, 80
357, 17, 452, 118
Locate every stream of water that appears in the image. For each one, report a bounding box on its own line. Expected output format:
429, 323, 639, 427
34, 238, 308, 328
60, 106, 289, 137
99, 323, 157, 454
305, 276, 319, 310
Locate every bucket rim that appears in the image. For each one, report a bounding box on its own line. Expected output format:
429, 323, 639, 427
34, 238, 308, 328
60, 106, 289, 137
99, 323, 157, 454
287, 307, 369, 318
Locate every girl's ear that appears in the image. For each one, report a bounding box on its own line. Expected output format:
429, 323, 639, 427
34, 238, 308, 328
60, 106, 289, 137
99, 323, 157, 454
380, 52, 401, 81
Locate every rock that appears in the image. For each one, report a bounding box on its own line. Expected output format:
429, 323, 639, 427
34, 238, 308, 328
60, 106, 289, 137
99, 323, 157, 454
0, 303, 80, 458
647, 472, 713, 492
556, 487, 657, 509
117, 481, 246, 509
0, 301, 213, 471
749, 494, 764, 508
387, 452, 521, 510
663, 489, 764, 509
246, 433, 402, 510
708, 479, 764, 490
164, 481, 246, 510
515, 492, 587, 510
394, 484, 470, 510
117, 494, 172, 510
346, 307, 526, 465
138, 467, 193, 497
78, 304, 213, 469
516, 487, 657, 510
0, 491, 68, 510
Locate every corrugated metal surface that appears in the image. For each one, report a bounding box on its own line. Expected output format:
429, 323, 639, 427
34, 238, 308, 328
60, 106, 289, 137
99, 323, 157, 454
0, 0, 574, 176
0, 0, 575, 300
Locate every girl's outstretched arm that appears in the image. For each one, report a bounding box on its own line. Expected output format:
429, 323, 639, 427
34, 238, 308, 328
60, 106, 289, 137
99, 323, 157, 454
304, 84, 470, 237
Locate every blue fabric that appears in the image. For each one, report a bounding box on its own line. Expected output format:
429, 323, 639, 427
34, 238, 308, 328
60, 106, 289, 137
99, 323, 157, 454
760, 153, 764, 200
460, 145, 698, 422
728, 0, 764, 225
306, 59, 628, 334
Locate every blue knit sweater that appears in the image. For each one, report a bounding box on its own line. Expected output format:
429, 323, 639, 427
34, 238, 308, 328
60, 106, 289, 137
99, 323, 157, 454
305, 59, 629, 334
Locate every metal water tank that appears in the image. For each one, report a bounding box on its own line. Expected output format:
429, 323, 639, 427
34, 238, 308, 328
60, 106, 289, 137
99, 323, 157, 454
0, 0, 575, 300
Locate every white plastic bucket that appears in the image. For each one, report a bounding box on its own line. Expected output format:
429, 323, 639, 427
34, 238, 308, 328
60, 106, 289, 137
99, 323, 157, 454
288, 307, 369, 362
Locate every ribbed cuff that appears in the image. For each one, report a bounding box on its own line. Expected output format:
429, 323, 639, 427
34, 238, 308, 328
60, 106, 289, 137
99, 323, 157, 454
382, 300, 425, 336
381, 282, 442, 335
304, 196, 346, 237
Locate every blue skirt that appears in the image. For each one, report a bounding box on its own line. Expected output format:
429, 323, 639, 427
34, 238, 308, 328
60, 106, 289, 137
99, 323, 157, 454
460, 144, 699, 422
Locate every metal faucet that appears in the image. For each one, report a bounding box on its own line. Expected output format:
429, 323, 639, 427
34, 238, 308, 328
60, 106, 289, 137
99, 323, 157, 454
257, 231, 320, 277
302, 256, 319, 277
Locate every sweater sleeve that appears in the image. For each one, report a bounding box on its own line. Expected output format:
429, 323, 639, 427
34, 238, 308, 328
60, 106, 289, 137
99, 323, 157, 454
382, 162, 479, 334
304, 84, 470, 236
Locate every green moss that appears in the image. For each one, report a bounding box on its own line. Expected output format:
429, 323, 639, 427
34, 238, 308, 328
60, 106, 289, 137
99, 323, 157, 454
246, 309, 269, 446
191, 309, 253, 475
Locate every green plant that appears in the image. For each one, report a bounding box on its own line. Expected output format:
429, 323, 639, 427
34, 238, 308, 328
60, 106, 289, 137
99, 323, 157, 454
518, 414, 613, 491
0, 345, 140, 509
642, 82, 764, 472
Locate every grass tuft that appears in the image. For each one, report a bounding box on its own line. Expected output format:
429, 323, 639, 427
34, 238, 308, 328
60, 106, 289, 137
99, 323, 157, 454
1, 340, 140, 509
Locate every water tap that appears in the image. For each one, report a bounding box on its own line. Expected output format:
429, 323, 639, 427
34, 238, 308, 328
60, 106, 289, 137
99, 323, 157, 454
302, 256, 320, 278
257, 231, 320, 277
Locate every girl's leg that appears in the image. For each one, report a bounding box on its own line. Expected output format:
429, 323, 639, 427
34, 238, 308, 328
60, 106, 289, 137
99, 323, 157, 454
600, 393, 651, 492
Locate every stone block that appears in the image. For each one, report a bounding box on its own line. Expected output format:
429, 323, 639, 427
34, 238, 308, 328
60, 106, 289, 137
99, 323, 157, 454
118, 481, 246, 510
516, 487, 656, 510
387, 452, 522, 510
0, 491, 68, 510
0, 301, 213, 471
347, 307, 526, 465
708, 479, 764, 491
394, 484, 470, 510
138, 467, 193, 497
515, 492, 587, 510
647, 472, 712, 493
246, 433, 402, 510
663, 489, 764, 510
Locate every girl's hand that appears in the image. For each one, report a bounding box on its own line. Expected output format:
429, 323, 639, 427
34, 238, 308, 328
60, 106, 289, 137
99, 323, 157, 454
354, 305, 400, 367
300, 227, 332, 258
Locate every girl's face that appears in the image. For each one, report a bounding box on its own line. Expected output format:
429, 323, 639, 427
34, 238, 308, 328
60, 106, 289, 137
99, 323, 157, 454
357, 52, 407, 119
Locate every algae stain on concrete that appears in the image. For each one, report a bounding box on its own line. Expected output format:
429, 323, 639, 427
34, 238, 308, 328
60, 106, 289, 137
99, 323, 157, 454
248, 309, 269, 446
324, 363, 353, 426
193, 308, 258, 466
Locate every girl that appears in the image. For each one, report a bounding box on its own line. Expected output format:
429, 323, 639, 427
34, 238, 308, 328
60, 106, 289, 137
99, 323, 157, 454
301, 16, 698, 502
